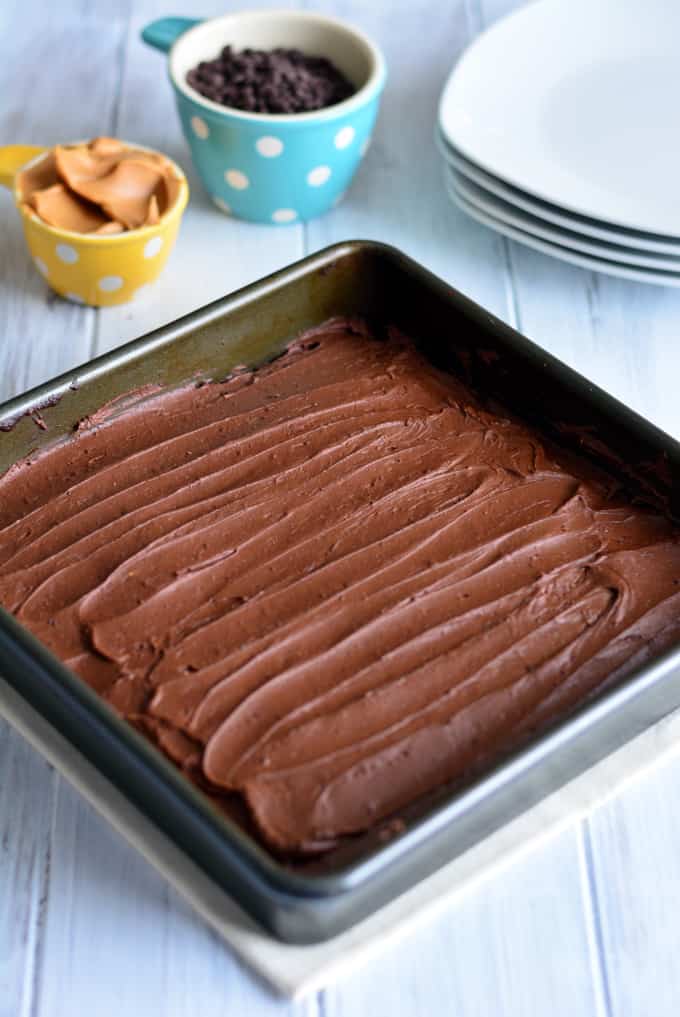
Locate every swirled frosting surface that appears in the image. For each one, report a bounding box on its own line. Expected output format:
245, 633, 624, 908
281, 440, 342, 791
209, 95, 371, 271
1, 320, 679, 853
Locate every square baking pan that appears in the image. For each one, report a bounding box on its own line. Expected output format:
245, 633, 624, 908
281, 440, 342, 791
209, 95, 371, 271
1, 240, 680, 945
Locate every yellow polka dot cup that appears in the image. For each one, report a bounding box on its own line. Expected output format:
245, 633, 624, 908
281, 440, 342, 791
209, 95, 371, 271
0, 143, 189, 307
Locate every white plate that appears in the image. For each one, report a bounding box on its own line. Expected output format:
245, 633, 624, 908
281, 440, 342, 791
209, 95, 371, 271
445, 178, 680, 288
436, 130, 680, 256
444, 166, 680, 272
439, 0, 680, 235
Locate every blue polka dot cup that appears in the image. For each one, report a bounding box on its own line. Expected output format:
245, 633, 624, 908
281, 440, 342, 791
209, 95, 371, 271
141, 11, 387, 224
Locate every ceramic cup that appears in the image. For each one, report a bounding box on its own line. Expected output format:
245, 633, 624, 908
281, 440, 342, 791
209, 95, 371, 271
0, 142, 189, 307
141, 10, 387, 224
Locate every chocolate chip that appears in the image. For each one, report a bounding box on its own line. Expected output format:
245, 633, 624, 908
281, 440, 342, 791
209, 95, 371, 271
186, 46, 355, 115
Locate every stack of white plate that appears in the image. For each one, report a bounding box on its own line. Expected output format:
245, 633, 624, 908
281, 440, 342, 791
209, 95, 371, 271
437, 0, 680, 286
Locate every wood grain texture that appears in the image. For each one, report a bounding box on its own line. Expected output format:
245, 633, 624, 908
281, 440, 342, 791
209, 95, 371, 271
322, 828, 607, 1017
0, 2, 130, 400
1, 0, 679, 1013
586, 752, 680, 1017
0, 719, 55, 1017
33, 779, 317, 1017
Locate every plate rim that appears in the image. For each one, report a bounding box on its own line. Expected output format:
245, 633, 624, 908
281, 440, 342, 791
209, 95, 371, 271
438, 0, 680, 235
445, 177, 680, 287
445, 166, 680, 271
436, 129, 680, 254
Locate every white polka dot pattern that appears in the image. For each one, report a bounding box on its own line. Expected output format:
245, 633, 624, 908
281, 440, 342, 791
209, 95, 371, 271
213, 196, 232, 214
56, 243, 78, 264
334, 126, 355, 149
65, 292, 85, 304
34, 256, 49, 278
225, 169, 249, 190
191, 116, 209, 139
256, 136, 284, 157
98, 275, 124, 292
144, 236, 163, 259
272, 208, 298, 223
307, 165, 331, 187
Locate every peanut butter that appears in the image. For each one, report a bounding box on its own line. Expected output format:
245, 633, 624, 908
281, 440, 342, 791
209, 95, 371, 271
17, 137, 181, 233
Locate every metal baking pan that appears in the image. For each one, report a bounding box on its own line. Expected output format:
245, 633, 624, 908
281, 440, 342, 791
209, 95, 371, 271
1, 240, 680, 944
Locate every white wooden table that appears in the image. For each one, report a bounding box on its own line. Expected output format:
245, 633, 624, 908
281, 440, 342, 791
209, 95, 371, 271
2, 1, 680, 1014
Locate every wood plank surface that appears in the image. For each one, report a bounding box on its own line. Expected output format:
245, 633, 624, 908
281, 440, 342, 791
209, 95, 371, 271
1, 1, 679, 1014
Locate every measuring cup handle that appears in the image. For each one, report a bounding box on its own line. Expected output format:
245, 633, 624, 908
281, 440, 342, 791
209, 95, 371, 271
141, 17, 202, 54
0, 145, 46, 190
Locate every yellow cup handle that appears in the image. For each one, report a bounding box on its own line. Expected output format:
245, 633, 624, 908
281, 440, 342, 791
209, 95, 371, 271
0, 145, 46, 191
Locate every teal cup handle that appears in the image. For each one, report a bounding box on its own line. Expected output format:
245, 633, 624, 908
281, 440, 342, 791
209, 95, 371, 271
141, 17, 202, 54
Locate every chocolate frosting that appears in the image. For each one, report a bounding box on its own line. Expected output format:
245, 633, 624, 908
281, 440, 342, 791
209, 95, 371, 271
1, 321, 679, 854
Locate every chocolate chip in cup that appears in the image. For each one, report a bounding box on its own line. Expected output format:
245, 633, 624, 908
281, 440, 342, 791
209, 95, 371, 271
186, 46, 356, 114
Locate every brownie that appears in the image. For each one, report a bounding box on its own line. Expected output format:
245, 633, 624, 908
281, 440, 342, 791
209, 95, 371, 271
1, 320, 679, 853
